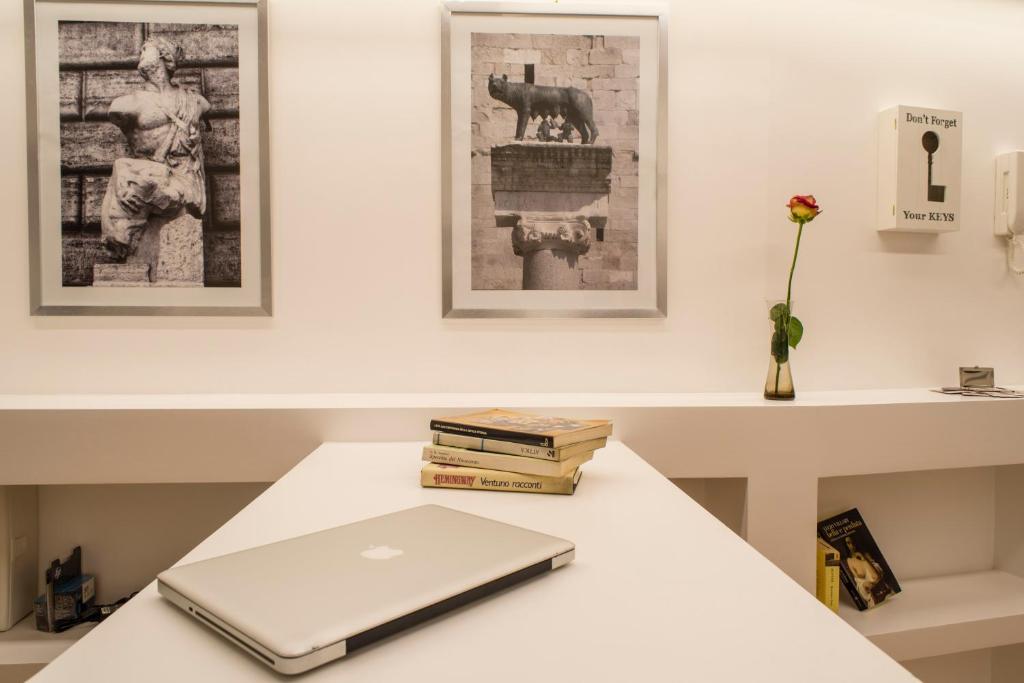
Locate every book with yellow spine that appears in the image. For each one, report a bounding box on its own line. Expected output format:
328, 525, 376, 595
422, 444, 593, 478
420, 462, 582, 495
816, 537, 841, 612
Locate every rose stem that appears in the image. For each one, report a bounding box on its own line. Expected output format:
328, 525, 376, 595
775, 218, 806, 396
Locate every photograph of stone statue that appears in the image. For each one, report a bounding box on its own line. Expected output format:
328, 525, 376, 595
470, 33, 640, 292
58, 21, 241, 288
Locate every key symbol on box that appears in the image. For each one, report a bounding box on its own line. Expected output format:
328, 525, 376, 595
922, 131, 946, 202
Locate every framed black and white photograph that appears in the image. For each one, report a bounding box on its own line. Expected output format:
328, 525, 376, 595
24, 0, 270, 315
442, 2, 666, 318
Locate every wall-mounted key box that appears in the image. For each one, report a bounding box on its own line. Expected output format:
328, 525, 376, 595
877, 105, 963, 233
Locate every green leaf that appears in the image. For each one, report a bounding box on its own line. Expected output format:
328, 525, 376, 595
771, 328, 789, 363
769, 303, 789, 323
788, 316, 804, 348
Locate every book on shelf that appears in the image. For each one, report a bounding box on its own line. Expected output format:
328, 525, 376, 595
816, 537, 841, 613
429, 409, 612, 449
420, 462, 582, 495
817, 508, 901, 611
432, 432, 607, 462
422, 444, 593, 478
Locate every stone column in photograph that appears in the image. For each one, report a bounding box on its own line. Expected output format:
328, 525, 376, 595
92, 35, 209, 287
491, 143, 612, 290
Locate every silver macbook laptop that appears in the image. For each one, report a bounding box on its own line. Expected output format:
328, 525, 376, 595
157, 504, 574, 675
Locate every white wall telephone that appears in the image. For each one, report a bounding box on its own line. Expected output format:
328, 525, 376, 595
994, 151, 1024, 274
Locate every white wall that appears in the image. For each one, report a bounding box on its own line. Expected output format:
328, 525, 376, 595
1, 0, 1023, 395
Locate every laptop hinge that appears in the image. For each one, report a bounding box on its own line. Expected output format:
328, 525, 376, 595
345, 557, 556, 654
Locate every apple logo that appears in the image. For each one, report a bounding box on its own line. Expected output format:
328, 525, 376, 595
360, 545, 404, 560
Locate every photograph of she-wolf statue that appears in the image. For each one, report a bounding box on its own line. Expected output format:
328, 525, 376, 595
487, 73, 599, 144
470, 32, 640, 292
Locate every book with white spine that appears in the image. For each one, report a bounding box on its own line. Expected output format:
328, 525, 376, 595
423, 444, 593, 478
432, 432, 607, 462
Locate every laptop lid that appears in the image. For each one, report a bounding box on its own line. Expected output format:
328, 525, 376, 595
157, 505, 573, 671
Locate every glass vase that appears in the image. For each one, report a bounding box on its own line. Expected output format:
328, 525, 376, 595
764, 301, 795, 400
764, 348, 794, 400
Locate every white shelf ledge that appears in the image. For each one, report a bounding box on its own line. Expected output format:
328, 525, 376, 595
3, 390, 1021, 598
0, 615, 95, 666
0, 387, 1018, 411
840, 570, 1024, 661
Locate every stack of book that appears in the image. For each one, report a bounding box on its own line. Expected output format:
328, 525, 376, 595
420, 409, 612, 495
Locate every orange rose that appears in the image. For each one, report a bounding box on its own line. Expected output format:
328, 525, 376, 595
787, 195, 822, 223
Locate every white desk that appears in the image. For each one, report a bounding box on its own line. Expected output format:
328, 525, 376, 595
30, 442, 917, 682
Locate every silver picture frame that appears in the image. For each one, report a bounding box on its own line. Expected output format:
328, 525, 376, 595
24, 0, 272, 316
441, 1, 668, 318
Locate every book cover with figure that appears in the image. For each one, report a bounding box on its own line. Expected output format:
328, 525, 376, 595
817, 508, 901, 611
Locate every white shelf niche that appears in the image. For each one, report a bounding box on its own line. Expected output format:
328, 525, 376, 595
902, 645, 1024, 683
820, 464, 1024, 662
842, 570, 1024, 661
671, 478, 747, 539
0, 616, 94, 666
0, 482, 267, 673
